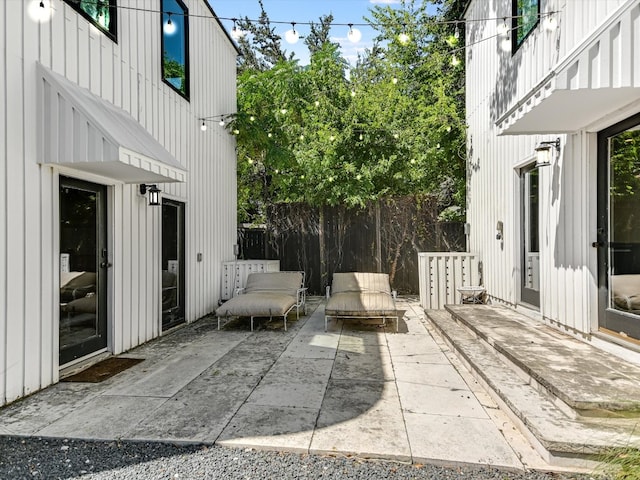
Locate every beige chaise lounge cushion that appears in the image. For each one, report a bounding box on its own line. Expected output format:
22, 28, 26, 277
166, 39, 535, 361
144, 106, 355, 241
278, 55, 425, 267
325, 272, 396, 316
215, 271, 303, 318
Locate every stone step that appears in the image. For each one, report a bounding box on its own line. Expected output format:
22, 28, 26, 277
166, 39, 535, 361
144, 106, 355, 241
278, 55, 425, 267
426, 308, 640, 466
445, 305, 640, 416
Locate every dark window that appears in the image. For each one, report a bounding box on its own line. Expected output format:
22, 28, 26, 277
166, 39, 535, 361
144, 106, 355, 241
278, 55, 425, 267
512, 0, 539, 51
64, 0, 117, 40
162, 0, 189, 99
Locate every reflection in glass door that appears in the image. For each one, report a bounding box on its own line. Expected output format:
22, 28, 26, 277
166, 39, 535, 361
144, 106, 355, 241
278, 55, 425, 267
59, 177, 108, 364
521, 166, 540, 307
162, 199, 185, 329
597, 115, 640, 340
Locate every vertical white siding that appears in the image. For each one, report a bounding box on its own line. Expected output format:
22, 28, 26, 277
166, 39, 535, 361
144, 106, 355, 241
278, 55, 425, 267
0, 0, 237, 406
466, 0, 632, 336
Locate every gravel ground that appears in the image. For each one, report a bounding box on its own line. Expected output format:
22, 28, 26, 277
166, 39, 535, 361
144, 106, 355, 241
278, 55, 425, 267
0, 437, 606, 480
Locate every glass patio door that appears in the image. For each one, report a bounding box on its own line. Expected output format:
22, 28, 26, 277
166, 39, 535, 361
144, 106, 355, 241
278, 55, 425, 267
59, 177, 108, 364
521, 166, 540, 307
597, 114, 640, 340
162, 199, 185, 329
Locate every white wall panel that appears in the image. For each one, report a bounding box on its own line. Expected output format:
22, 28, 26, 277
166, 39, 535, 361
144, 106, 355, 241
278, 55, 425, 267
0, 0, 238, 406
466, 0, 636, 338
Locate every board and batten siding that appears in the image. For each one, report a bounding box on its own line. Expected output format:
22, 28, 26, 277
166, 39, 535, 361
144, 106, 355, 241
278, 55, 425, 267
465, 0, 631, 336
0, 0, 237, 406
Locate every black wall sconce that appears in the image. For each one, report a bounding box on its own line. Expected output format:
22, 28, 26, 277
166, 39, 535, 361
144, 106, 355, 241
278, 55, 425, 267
140, 184, 161, 206
535, 137, 560, 167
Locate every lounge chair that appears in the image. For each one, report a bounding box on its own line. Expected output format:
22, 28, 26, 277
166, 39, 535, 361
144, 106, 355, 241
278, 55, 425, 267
325, 272, 398, 332
215, 271, 306, 331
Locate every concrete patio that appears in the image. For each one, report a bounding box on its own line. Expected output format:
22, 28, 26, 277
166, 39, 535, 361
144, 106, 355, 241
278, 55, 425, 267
0, 298, 576, 473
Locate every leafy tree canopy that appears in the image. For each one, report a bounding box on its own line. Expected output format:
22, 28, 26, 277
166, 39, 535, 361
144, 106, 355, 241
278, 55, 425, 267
230, 0, 467, 224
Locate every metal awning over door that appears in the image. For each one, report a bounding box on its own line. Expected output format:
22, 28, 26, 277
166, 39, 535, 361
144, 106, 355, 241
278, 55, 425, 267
37, 62, 186, 184
497, 0, 640, 135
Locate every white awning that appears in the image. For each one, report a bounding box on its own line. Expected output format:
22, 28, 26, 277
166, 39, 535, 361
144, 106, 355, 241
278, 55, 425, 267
497, 0, 640, 135
37, 62, 186, 184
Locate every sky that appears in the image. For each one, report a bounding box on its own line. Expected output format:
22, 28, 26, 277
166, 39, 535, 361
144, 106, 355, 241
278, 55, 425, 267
207, 0, 434, 65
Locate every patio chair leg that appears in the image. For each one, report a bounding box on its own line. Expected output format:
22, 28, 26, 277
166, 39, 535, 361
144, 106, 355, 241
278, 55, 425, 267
217, 316, 220, 330
251, 316, 254, 332
324, 316, 328, 332
284, 315, 287, 331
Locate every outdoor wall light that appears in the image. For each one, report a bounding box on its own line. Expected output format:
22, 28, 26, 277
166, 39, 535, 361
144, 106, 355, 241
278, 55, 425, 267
535, 138, 561, 167
140, 184, 161, 206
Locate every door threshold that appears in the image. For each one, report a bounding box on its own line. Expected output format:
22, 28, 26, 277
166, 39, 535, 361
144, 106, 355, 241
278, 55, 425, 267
60, 349, 110, 378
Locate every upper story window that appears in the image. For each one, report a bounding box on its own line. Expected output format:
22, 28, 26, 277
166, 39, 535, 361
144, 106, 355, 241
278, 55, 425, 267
64, 0, 117, 40
512, 0, 539, 51
162, 0, 190, 99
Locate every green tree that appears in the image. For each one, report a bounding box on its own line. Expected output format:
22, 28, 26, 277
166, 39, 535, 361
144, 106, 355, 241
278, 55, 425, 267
231, 0, 467, 224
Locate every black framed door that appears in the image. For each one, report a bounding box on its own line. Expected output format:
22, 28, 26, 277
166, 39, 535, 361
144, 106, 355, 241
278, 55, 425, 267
597, 113, 640, 340
521, 165, 540, 307
59, 177, 108, 364
162, 199, 185, 329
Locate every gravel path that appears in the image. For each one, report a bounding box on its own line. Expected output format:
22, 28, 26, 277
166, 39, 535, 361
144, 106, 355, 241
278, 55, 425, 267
0, 437, 604, 480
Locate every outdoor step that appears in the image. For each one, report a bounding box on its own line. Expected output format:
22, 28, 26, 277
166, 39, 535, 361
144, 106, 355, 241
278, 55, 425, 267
425, 309, 640, 464
444, 305, 640, 416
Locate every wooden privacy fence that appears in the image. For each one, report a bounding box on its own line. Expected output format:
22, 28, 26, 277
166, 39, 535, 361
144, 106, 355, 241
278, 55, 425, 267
237, 196, 466, 295
418, 252, 481, 309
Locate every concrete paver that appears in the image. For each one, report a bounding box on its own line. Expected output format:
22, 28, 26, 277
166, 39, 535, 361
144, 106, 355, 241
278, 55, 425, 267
0, 297, 547, 471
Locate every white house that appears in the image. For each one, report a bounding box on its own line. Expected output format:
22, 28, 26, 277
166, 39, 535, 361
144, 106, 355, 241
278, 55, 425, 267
464, 0, 640, 349
0, 0, 238, 407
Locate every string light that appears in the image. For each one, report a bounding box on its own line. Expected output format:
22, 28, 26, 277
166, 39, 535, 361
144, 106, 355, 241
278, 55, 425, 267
29, 0, 53, 22
543, 12, 558, 31
230, 18, 245, 40
164, 13, 177, 35
497, 18, 509, 36
284, 22, 299, 44
398, 23, 410, 45
347, 23, 362, 43
201, 120, 207, 131
501, 35, 511, 52
219, 118, 225, 126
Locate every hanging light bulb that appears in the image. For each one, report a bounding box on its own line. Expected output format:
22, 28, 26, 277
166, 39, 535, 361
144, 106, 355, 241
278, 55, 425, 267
543, 13, 558, 31
451, 55, 460, 66
393, 133, 399, 139
230, 18, 245, 40
233, 129, 240, 135
350, 90, 356, 97
268, 132, 273, 138
358, 132, 364, 141
280, 108, 288, 115
347, 24, 362, 43
497, 17, 509, 36
219, 117, 225, 126
329, 135, 335, 141
314, 100, 320, 107
501, 35, 512, 52
164, 13, 177, 35
249, 115, 255, 122
200, 120, 207, 132
398, 24, 410, 45
284, 22, 299, 44
392, 77, 398, 84
29, 0, 54, 22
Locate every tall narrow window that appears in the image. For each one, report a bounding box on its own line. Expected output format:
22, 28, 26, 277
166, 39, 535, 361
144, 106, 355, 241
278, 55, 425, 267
512, 0, 539, 51
64, 0, 117, 40
162, 0, 189, 99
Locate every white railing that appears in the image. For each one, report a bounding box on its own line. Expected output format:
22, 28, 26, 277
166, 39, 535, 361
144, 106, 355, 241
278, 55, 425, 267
418, 252, 481, 310
221, 260, 280, 300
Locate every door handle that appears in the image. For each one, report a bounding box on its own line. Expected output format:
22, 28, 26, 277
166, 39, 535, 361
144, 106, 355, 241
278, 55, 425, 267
100, 248, 112, 268
592, 241, 604, 248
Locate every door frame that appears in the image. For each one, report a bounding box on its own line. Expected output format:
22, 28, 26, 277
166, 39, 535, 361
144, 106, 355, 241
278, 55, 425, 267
161, 198, 186, 330
58, 176, 109, 365
596, 112, 640, 340
519, 162, 541, 308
